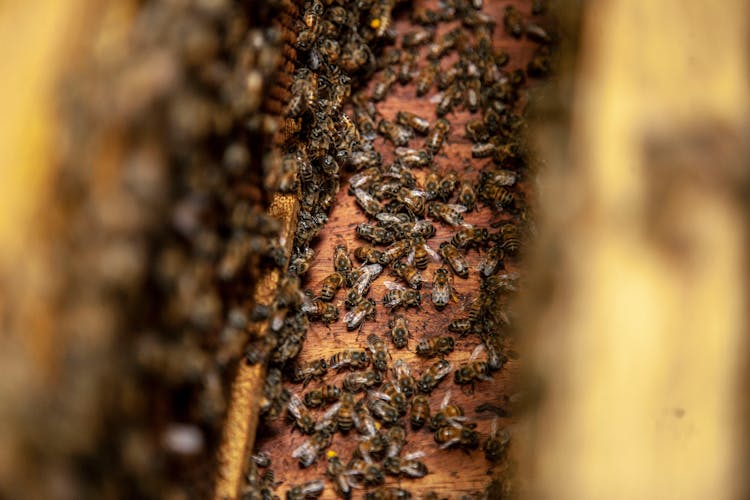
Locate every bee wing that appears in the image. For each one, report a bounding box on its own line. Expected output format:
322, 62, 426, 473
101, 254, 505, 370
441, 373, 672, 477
429, 92, 444, 104
439, 437, 461, 449
446, 203, 468, 213
376, 212, 402, 224
383, 280, 405, 291
440, 390, 452, 410
301, 479, 325, 495
288, 393, 304, 418
402, 462, 427, 477
393, 358, 410, 377
470, 343, 485, 361
423, 242, 441, 262
406, 248, 415, 265
292, 438, 313, 459
354, 188, 375, 205
395, 146, 417, 157
459, 221, 474, 229
404, 450, 426, 461
344, 309, 361, 325
301, 295, 317, 313
316, 402, 342, 430
409, 188, 427, 198
435, 361, 452, 379
369, 390, 391, 402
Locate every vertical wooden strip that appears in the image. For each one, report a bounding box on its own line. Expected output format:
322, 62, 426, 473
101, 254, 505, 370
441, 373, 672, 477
213, 194, 299, 500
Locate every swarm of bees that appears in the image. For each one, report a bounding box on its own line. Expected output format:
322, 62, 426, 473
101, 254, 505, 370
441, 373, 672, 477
243, 0, 555, 498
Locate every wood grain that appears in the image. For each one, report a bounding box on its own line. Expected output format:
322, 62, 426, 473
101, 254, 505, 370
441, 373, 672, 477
255, 1, 544, 497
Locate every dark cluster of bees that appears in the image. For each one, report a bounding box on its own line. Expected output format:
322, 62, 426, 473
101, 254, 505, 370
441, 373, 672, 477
244, 0, 554, 499
50, 0, 299, 497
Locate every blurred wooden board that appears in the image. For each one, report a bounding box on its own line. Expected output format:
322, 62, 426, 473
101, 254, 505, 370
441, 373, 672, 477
256, 1, 543, 497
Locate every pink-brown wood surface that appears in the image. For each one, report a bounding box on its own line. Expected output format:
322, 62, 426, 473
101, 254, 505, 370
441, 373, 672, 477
256, 1, 544, 497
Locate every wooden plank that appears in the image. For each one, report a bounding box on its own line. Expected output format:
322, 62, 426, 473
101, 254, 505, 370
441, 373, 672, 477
255, 1, 544, 497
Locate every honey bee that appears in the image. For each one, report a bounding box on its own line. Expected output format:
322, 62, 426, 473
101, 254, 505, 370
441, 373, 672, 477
377, 119, 413, 147
343, 370, 383, 392
451, 226, 488, 250
326, 451, 353, 500
498, 222, 521, 255
354, 188, 384, 218
349, 150, 382, 170
347, 166, 380, 192
471, 142, 498, 158
455, 344, 493, 389
289, 247, 315, 276
448, 317, 473, 336
378, 239, 412, 266
348, 263, 383, 302
344, 298, 377, 331
383, 452, 428, 478
384, 424, 407, 457
384, 314, 409, 349
402, 26, 434, 47
429, 390, 471, 430
418, 359, 452, 393
409, 395, 431, 430
465, 118, 489, 142
260, 368, 288, 421
286, 478, 324, 500
367, 395, 400, 425
374, 381, 407, 414
484, 418, 511, 462
478, 244, 504, 277
526, 22, 553, 45
454, 181, 477, 212
369, 0, 394, 38
391, 359, 416, 398
394, 147, 431, 168
391, 261, 423, 290
407, 236, 439, 270
435, 64, 458, 91
464, 78, 481, 113
434, 424, 479, 449
396, 219, 436, 239
427, 28, 464, 60
431, 268, 457, 310
479, 184, 517, 210
436, 83, 462, 117
503, 5, 525, 38
383, 281, 422, 311
329, 350, 371, 371
304, 384, 342, 408
356, 223, 395, 244
438, 241, 469, 278
302, 298, 339, 324
411, 4, 441, 25
416, 335, 454, 360
425, 118, 450, 154
319, 271, 346, 301
340, 37, 372, 73
372, 67, 397, 102
395, 111, 430, 135
287, 394, 317, 434
333, 244, 352, 275
292, 359, 328, 386
354, 245, 383, 264
331, 391, 356, 432
415, 62, 437, 97
365, 487, 413, 500
438, 170, 459, 201
292, 427, 333, 467
354, 105, 378, 141
288, 68, 317, 118
362, 334, 388, 373
424, 170, 441, 200
480, 168, 517, 187
346, 456, 385, 487
397, 49, 418, 84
